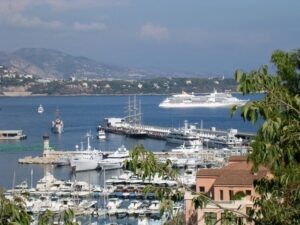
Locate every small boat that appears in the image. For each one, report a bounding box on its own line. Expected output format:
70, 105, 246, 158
37, 104, 44, 114
97, 129, 106, 140
51, 109, 64, 134
56, 156, 70, 166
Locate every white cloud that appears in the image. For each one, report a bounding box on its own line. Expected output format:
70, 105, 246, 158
0, 13, 63, 30
140, 22, 169, 41
73, 22, 106, 31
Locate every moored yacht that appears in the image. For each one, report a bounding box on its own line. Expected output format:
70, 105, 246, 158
70, 132, 103, 172
166, 120, 202, 146
97, 129, 106, 140
98, 145, 129, 170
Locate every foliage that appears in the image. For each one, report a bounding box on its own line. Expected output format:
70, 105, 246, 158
0, 191, 78, 225
0, 191, 31, 225
126, 145, 186, 218
232, 49, 300, 225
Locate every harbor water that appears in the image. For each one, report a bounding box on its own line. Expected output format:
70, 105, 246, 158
0, 94, 261, 188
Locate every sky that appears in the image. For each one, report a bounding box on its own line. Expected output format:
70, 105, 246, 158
0, 0, 299, 76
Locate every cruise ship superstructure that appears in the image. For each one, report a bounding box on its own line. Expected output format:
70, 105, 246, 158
159, 90, 248, 108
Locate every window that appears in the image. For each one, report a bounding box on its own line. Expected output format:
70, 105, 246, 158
204, 212, 217, 225
220, 190, 224, 200
199, 186, 205, 192
246, 190, 251, 195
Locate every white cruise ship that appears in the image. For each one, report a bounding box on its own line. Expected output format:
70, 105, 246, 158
159, 90, 248, 108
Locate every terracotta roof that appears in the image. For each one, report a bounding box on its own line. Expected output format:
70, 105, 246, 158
228, 155, 248, 162
197, 169, 222, 177
225, 161, 269, 171
196, 159, 269, 186
214, 170, 268, 186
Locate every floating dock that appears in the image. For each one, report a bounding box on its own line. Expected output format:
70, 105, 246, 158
0, 130, 27, 140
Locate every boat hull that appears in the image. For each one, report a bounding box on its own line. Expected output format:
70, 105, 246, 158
159, 101, 248, 108
71, 159, 99, 172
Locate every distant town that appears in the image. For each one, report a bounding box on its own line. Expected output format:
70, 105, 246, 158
0, 65, 238, 96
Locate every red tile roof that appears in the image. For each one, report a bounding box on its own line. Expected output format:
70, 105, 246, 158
214, 170, 268, 186
197, 157, 269, 186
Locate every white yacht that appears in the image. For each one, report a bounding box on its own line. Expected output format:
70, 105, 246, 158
171, 143, 203, 153
166, 120, 202, 146
51, 109, 64, 134
159, 90, 248, 108
97, 129, 106, 140
207, 129, 243, 147
106, 198, 122, 210
98, 145, 129, 170
37, 104, 44, 114
70, 133, 103, 172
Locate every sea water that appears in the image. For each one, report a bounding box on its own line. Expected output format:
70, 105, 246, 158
0, 94, 261, 224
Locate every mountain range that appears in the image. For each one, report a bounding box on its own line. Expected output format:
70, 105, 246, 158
0, 48, 152, 79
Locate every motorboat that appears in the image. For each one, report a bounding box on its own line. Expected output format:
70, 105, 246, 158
178, 168, 197, 186
51, 109, 64, 134
106, 198, 122, 210
97, 129, 106, 140
107, 145, 129, 159
98, 145, 129, 170
148, 200, 160, 211
98, 159, 124, 171
159, 89, 248, 108
207, 129, 243, 147
128, 200, 142, 210
171, 143, 203, 153
37, 104, 44, 114
56, 156, 70, 166
166, 120, 202, 146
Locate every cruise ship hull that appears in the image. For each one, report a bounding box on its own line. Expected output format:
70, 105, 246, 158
159, 101, 248, 108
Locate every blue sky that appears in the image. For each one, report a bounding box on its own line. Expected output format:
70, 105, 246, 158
0, 0, 299, 76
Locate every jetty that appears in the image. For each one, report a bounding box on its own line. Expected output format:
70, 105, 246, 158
101, 117, 255, 141
18, 135, 248, 168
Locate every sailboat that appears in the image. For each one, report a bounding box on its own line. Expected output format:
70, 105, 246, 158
125, 96, 147, 138
37, 104, 44, 114
51, 108, 64, 134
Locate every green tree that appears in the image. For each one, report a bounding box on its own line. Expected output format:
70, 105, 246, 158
233, 49, 300, 225
0, 192, 31, 225
0, 191, 78, 225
